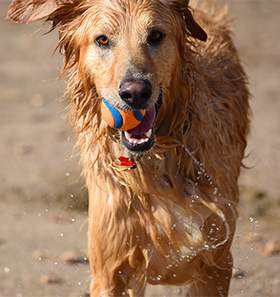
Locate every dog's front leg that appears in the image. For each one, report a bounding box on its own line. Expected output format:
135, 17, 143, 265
87, 196, 129, 296
89, 280, 129, 297
87, 183, 146, 297
88, 218, 130, 297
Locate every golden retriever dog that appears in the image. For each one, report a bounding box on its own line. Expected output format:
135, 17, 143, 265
7, 0, 250, 296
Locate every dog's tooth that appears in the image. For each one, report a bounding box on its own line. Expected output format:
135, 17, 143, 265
145, 129, 152, 138
127, 136, 133, 143
124, 131, 132, 140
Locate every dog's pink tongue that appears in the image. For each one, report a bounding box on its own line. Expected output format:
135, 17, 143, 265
129, 106, 155, 135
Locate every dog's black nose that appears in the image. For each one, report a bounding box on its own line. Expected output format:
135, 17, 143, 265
118, 80, 152, 108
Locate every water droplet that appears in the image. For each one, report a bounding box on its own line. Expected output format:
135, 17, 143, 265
174, 288, 182, 294
173, 274, 177, 278
4, 267, 10, 273
166, 264, 172, 269
156, 275, 162, 281
61, 233, 64, 237
65, 172, 70, 177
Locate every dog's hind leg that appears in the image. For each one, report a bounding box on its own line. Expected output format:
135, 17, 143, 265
89, 278, 145, 297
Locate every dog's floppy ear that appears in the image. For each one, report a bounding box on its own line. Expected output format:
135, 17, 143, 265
171, 0, 207, 41
183, 6, 207, 41
6, 0, 81, 24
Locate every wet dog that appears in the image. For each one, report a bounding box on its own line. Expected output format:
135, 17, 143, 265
7, 0, 250, 296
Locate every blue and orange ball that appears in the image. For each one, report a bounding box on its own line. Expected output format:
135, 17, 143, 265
101, 99, 146, 131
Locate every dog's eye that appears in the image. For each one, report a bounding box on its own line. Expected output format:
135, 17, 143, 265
95, 36, 110, 47
148, 30, 165, 45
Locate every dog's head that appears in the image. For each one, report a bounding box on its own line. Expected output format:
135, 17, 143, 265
7, 0, 206, 155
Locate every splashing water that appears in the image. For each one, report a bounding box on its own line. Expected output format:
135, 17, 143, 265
183, 145, 231, 250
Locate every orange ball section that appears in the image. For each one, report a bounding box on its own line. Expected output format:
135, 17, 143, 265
101, 100, 146, 131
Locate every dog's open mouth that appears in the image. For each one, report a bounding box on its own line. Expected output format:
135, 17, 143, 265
121, 91, 162, 153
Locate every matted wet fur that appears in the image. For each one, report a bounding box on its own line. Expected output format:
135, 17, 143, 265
7, 0, 250, 296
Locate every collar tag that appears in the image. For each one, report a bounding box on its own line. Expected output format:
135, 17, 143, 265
110, 156, 136, 172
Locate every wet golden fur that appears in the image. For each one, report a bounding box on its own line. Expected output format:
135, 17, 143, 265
7, 0, 250, 296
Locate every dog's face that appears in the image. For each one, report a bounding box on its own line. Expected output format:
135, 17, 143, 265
7, 0, 206, 155
77, 0, 184, 154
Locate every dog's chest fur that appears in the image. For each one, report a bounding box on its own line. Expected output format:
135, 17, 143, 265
87, 151, 213, 286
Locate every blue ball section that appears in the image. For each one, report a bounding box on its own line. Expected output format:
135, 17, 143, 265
103, 99, 123, 129
133, 110, 144, 121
